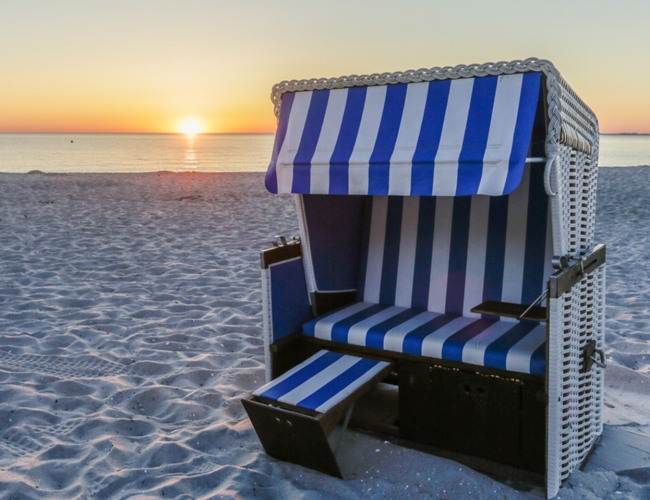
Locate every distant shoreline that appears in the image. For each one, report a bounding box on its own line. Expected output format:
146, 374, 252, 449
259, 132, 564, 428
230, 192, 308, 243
601, 133, 650, 136
3, 165, 650, 176
0, 134, 646, 174
0, 131, 275, 136
0, 132, 647, 136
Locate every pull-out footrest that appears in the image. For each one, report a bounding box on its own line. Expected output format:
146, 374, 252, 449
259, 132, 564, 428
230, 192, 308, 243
242, 350, 392, 478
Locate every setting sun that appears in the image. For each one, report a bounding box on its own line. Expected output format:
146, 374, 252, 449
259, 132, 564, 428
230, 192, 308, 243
178, 119, 204, 136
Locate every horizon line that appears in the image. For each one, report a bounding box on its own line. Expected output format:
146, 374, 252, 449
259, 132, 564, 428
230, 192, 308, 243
0, 131, 276, 135
1, 131, 648, 136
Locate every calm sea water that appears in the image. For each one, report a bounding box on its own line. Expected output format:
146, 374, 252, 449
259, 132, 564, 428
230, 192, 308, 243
0, 133, 648, 174
598, 135, 650, 167
0, 133, 275, 174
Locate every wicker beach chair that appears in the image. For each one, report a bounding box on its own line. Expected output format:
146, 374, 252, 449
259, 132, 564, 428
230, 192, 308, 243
242, 58, 605, 498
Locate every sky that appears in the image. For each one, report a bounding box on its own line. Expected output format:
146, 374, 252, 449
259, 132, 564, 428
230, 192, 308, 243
1, 0, 649, 134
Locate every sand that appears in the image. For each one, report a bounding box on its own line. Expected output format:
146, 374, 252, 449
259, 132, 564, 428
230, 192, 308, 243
0, 169, 648, 499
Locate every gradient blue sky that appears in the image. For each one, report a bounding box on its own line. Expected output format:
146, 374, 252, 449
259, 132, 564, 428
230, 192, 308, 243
1, 0, 648, 133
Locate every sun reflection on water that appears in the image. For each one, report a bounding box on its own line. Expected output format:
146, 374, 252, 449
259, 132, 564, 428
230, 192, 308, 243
184, 135, 198, 169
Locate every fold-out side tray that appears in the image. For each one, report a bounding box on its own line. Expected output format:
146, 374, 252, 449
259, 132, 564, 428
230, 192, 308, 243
471, 301, 547, 322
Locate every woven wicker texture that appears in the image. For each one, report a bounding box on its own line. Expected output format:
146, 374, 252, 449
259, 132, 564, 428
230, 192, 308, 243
547, 140, 603, 497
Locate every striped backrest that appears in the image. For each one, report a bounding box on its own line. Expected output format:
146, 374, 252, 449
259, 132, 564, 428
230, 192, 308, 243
356, 164, 553, 319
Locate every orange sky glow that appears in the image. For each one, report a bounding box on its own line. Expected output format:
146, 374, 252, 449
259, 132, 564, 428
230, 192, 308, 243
1, 1, 649, 135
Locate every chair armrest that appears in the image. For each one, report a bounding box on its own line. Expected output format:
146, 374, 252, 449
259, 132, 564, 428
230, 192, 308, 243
260, 239, 302, 269
471, 301, 547, 322
548, 244, 606, 299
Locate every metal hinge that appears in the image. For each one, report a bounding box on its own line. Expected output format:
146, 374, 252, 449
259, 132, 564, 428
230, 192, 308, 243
583, 340, 607, 372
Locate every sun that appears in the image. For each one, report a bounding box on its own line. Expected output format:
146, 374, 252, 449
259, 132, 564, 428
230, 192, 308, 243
178, 119, 204, 136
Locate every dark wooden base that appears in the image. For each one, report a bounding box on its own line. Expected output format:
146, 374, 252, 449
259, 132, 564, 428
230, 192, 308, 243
268, 334, 548, 481
398, 359, 546, 474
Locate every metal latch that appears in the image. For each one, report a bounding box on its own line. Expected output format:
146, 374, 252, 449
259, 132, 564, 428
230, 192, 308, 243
273, 235, 300, 247
583, 340, 607, 372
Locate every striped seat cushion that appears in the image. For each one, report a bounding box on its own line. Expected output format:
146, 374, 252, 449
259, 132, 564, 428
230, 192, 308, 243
303, 302, 546, 376
254, 350, 391, 413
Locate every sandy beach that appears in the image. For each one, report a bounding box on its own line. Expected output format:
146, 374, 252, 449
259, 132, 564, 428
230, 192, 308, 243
0, 169, 649, 499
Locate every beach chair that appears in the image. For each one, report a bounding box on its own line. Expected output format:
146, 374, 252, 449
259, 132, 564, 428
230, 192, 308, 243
242, 57, 605, 498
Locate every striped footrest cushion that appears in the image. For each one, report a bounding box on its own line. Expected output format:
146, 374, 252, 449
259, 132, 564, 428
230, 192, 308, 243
303, 302, 546, 376
254, 350, 391, 413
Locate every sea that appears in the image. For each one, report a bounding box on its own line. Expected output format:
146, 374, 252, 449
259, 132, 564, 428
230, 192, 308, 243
0, 133, 648, 174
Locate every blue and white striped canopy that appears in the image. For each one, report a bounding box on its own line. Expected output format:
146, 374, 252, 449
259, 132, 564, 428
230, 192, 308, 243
266, 72, 542, 197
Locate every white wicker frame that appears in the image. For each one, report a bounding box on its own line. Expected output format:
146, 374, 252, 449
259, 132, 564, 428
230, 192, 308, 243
268, 57, 603, 498
546, 145, 604, 497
